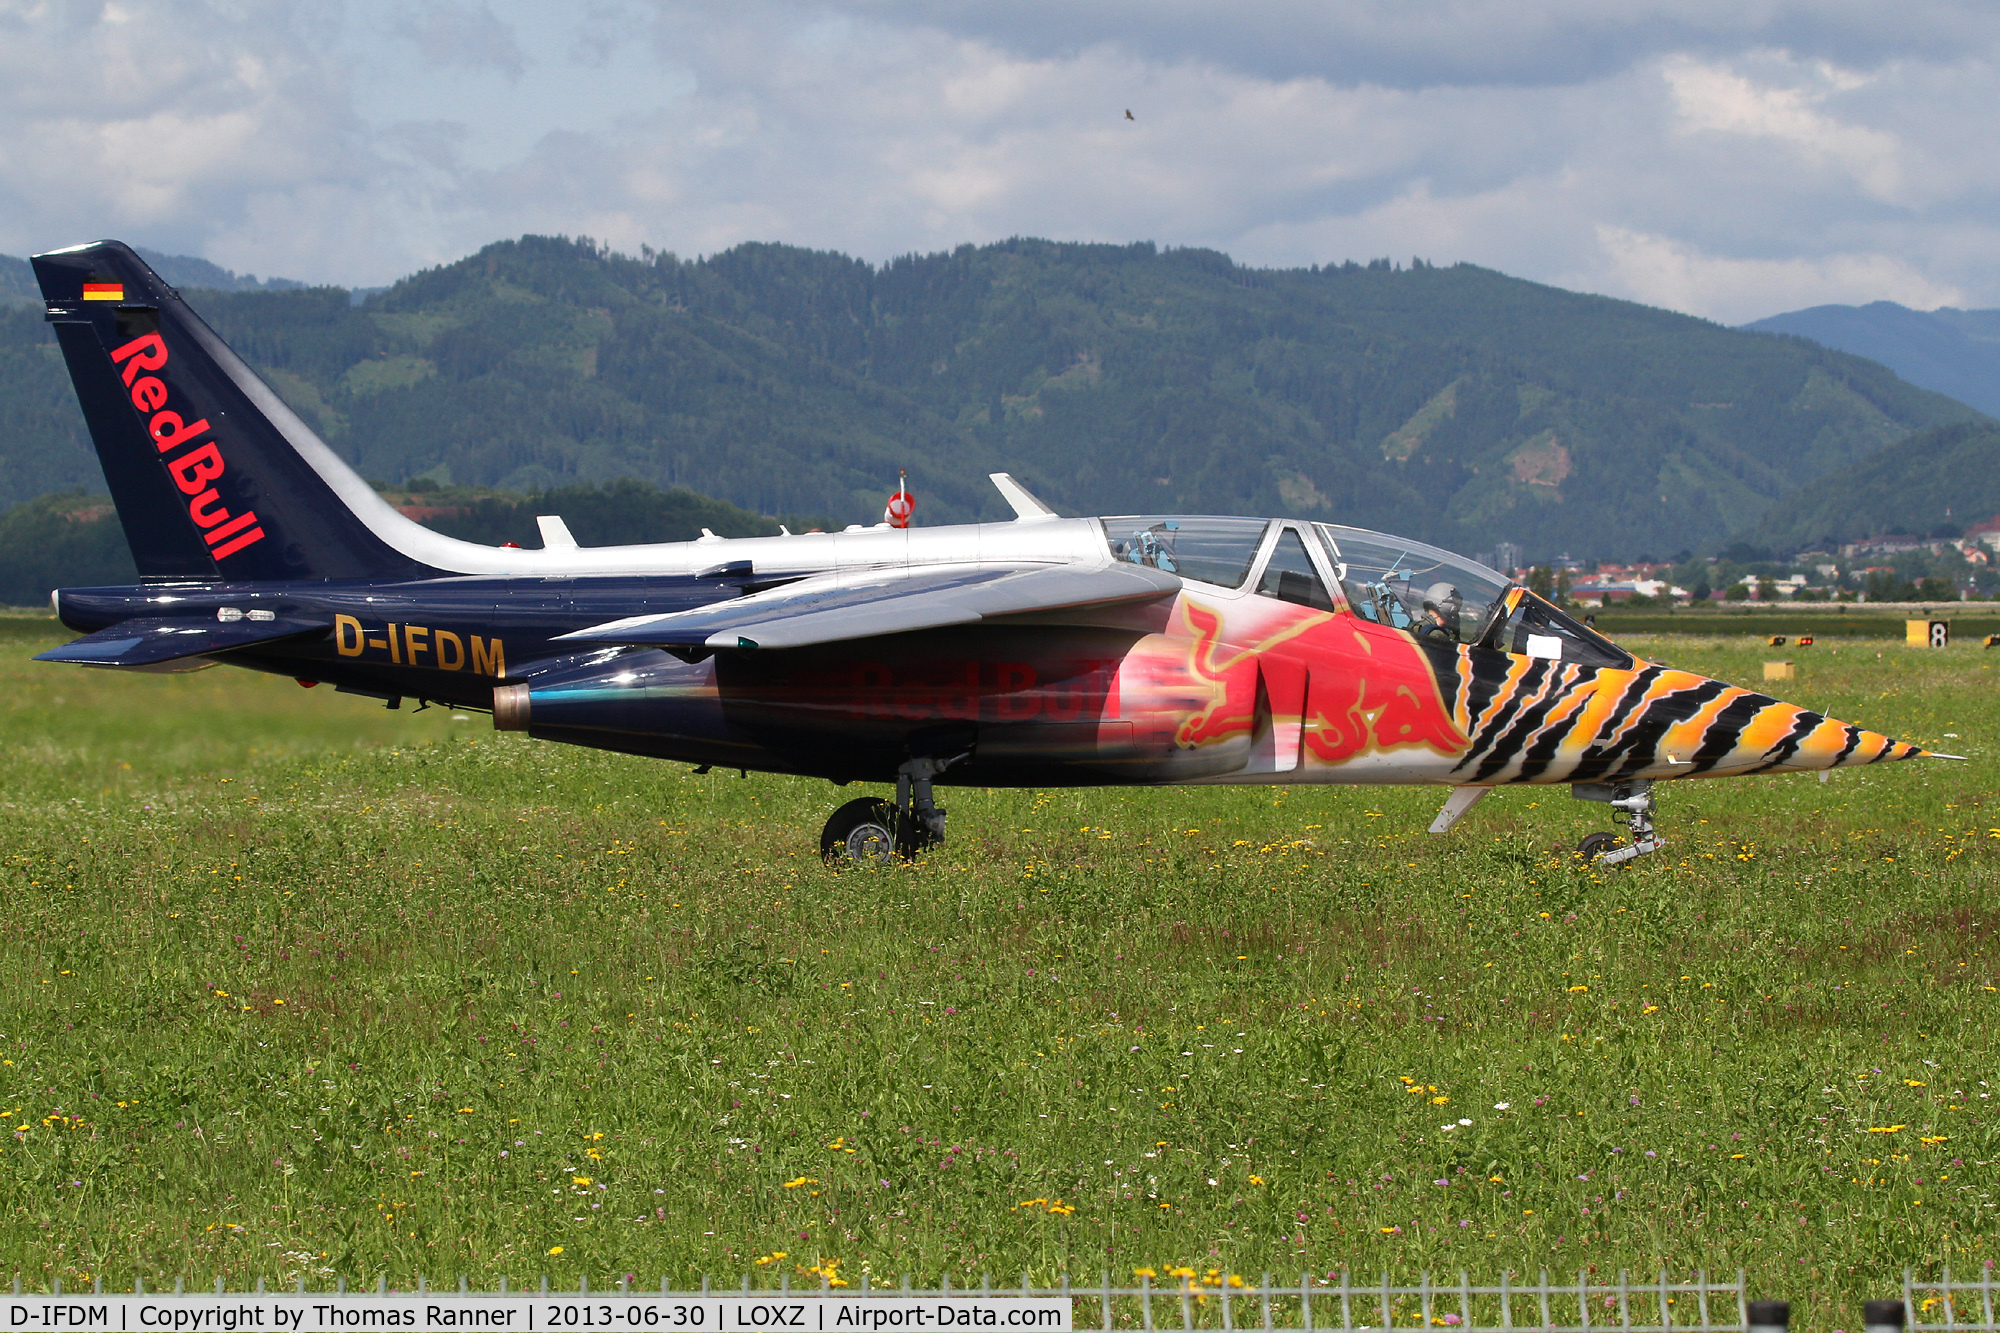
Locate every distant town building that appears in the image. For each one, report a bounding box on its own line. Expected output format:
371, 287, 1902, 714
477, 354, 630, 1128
1567, 574, 1689, 606
1841, 534, 1930, 558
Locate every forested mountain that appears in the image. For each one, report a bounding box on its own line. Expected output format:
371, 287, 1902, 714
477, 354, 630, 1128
1744, 302, 2000, 419
0, 254, 34, 307
0, 236, 1983, 561
1750, 421, 2000, 551
0, 492, 139, 606
0, 479, 780, 607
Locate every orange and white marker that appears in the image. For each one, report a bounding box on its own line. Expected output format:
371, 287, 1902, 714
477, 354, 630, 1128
885, 470, 915, 529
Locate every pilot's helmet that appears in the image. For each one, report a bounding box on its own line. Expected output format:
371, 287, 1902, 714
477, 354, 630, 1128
1423, 582, 1462, 616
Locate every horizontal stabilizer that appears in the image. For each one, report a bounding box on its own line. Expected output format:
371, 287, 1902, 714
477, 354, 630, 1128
36, 615, 329, 668
558, 562, 1180, 651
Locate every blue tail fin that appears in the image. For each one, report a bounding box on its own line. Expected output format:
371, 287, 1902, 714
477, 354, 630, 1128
33, 240, 438, 582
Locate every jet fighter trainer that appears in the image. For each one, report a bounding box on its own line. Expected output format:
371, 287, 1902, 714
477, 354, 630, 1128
28, 242, 1937, 864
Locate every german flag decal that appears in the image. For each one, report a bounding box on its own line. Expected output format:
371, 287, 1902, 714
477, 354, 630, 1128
82, 280, 124, 301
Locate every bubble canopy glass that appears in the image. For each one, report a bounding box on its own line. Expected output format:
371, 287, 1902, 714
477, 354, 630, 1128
1315, 523, 1513, 643
1102, 516, 1270, 589
1101, 515, 1626, 668
1315, 523, 1631, 667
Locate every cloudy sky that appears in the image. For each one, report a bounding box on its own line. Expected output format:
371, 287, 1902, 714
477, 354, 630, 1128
2, 0, 1996, 322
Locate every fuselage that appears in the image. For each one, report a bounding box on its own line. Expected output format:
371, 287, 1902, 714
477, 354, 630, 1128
51, 512, 1922, 790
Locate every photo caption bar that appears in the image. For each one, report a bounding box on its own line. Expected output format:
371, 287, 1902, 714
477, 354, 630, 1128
2, 1297, 1072, 1333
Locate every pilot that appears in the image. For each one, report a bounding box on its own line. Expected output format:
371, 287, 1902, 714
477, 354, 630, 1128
1415, 582, 1463, 644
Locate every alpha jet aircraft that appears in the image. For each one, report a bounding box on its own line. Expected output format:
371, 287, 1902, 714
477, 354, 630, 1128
30, 241, 1935, 864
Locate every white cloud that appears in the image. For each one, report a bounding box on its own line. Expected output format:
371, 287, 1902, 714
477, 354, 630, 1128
840, 0, 2000, 89
394, 2, 528, 80
1, 0, 1999, 323
1591, 225, 1966, 323
1662, 54, 1910, 202
0, 1, 371, 264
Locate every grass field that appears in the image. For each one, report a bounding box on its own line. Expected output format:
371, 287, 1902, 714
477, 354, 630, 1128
2, 614, 1996, 1321
1586, 608, 2000, 642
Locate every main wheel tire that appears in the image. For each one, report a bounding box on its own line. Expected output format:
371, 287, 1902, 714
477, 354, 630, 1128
1577, 830, 1621, 862
821, 798, 900, 866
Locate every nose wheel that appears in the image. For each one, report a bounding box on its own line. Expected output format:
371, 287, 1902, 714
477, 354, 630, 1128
1576, 830, 1621, 861
1572, 779, 1666, 866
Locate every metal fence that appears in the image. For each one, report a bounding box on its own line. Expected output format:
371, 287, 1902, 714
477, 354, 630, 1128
1908, 1270, 2000, 1331
13, 1269, 1999, 1331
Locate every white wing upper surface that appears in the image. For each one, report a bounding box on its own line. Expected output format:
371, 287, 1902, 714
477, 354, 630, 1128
557, 562, 1181, 651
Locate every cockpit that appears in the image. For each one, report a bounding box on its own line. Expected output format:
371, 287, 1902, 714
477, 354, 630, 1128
1102, 516, 1270, 588
1314, 524, 1511, 645
1316, 523, 1631, 668
1102, 514, 1630, 669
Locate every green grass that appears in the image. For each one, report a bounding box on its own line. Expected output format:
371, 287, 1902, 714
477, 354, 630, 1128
2, 615, 1997, 1325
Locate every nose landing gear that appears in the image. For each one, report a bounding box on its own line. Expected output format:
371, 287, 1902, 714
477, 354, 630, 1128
1571, 779, 1666, 866
820, 751, 967, 865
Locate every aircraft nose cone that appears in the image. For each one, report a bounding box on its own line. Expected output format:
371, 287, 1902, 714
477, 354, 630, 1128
1652, 676, 1925, 777
1449, 658, 1926, 786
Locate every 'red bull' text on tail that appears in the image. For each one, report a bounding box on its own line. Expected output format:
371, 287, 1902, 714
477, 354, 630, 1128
33, 241, 436, 583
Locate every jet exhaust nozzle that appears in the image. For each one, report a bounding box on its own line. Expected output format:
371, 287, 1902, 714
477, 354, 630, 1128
493, 683, 532, 731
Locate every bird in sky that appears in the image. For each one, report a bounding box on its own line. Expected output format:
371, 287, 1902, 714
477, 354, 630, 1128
1124, 109, 1134, 120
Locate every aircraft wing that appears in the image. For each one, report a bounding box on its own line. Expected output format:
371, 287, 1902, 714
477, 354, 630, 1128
35, 615, 329, 668
558, 562, 1181, 651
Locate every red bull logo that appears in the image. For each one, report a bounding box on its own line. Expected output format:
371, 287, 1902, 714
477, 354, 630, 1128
1172, 599, 1467, 764
109, 331, 266, 561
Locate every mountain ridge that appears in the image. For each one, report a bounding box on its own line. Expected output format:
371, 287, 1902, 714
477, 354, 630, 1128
1742, 301, 2000, 419
0, 248, 304, 308
0, 236, 1984, 561
1751, 420, 2000, 551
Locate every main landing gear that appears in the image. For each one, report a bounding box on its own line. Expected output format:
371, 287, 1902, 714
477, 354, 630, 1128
1571, 778, 1666, 867
820, 753, 964, 866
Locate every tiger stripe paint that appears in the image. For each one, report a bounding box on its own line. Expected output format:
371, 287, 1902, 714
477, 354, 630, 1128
1423, 643, 1920, 787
